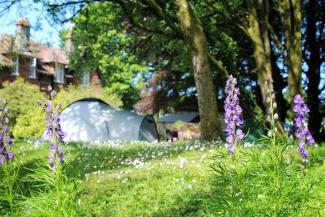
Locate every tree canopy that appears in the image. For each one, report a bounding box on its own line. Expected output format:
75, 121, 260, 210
0, 0, 324, 140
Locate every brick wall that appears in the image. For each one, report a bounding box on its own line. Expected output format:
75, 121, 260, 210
0, 56, 103, 93
0, 56, 38, 87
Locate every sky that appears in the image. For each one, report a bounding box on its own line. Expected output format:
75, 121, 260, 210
0, 0, 65, 47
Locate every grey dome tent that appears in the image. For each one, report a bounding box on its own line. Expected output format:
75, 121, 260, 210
52, 98, 159, 142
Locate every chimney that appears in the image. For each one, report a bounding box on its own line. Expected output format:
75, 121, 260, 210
14, 17, 31, 52
64, 27, 74, 54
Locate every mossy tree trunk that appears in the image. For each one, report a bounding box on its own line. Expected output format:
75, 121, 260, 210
245, 0, 272, 111
175, 0, 221, 140
277, 0, 303, 103
245, 0, 284, 133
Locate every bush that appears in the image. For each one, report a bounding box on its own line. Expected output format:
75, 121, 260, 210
0, 78, 46, 139
54, 85, 123, 108
0, 80, 123, 139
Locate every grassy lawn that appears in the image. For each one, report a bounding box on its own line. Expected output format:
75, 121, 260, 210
2, 140, 325, 216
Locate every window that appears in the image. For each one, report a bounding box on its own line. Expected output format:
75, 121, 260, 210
29, 58, 37, 79
54, 63, 65, 83
11, 57, 19, 76
81, 72, 90, 87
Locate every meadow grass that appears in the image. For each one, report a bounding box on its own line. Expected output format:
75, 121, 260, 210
1, 140, 324, 216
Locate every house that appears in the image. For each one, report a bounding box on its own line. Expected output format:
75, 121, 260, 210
0, 18, 102, 91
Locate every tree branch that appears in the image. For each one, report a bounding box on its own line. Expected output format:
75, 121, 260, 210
146, 0, 182, 36
208, 53, 229, 77
0, 0, 20, 17
118, 0, 179, 38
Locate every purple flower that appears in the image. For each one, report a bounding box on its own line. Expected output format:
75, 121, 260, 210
40, 88, 65, 171
49, 143, 56, 155
306, 132, 315, 145
1, 146, 7, 155
224, 75, 244, 155
57, 146, 64, 162
0, 156, 4, 165
7, 151, 14, 161
48, 156, 55, 171
293, 94, 315, 159
47, 101, 53, 114
228, 144, 235, 154
301, 149, 308, 160
6, 136, 12, 146
236, 129, 244, 142
0, 99, 14, 165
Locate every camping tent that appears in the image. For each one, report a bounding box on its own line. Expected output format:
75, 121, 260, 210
157, 113, 200, 123
50, 98, 159, 142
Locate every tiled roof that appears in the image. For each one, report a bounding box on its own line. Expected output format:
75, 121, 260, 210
30, 42, 69, 65
0, 34, 13, 54
0, 34, 69, 67
0, 54, 13, 66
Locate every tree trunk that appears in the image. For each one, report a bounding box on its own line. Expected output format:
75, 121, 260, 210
175, 0, 221, 140
278, 0, 303, 102
245, 0, 284, 133
246, 1, 272, 111
306, 0, 322, 140
270, 39, 289, 123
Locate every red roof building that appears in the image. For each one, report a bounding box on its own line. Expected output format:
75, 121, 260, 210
0, 18, 102, 91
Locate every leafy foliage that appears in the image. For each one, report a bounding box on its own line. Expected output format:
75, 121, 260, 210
54, 85, 123, 109
69, 1, 239, 112
0, 78, 46, 139
70, 2, 147, 109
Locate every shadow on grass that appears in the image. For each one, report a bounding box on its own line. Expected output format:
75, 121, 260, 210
151, 191, 215, 217
16, 158, 46, 196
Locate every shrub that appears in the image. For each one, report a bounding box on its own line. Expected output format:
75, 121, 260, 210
0, 78, 46, 139
54, 85, 123, 108
0, 80, 122, 139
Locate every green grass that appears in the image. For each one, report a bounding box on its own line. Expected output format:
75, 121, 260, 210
1, 140, 325, 216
